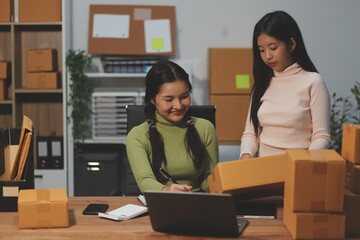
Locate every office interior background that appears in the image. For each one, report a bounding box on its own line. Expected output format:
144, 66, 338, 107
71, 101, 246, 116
64, 0, 360, 195
1, 0, 359, 197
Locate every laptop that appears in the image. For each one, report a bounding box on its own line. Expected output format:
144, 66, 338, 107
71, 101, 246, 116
143, 191, 248, 237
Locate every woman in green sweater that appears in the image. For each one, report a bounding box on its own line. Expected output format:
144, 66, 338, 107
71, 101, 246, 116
126, 61, 219, 192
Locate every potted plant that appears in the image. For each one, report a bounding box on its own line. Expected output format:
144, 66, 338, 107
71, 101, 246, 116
65, 49, 92, 157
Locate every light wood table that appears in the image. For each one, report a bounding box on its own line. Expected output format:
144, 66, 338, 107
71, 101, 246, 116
0, 196, 356, 240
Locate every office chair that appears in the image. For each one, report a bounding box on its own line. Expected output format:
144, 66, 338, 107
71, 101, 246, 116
122, 105, 216, 196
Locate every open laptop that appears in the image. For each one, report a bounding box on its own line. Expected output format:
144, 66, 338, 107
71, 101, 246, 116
143, 191, 248, 237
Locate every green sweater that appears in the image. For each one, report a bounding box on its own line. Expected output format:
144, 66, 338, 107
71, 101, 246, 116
126, 112, 219, 192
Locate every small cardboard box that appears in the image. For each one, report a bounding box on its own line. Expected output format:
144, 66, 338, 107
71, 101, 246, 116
0, 128, 34, 212
0, 61, 11, 79
342, 124, 360, 164
208, 154, 285, 199
346, 161, 360, 194
26, 72, 61, 89
18, 189, 69, 228
27, 49, 57, 72
344, 189, 360, 235
283, 200, 345, 239
0, 0, 13, 22
0, 79, 7, 100
285, 149, 345, 212
19, 0, 61, 22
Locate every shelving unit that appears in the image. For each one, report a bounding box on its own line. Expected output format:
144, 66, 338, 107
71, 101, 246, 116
0, 1, 69, 191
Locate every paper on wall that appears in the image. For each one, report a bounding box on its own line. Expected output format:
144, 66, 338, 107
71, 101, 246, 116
93, 14, 130, 39
144, 19, 172, 53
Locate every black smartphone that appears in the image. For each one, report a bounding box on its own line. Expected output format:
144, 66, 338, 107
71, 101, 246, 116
82, 203, 109, 215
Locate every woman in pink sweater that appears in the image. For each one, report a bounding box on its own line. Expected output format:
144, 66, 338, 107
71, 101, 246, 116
240, 11, 331, 159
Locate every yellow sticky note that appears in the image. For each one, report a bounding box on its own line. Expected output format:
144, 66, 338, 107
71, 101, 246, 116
151, 38, 165, 50
236, 74, 250, 89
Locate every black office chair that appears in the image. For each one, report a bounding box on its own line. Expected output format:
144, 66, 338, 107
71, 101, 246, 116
123, 105, 216, 195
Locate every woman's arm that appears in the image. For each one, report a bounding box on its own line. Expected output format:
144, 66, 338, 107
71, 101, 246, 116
199, 121, 219, 192
309, 76, 331, 149
240, 100, 259, 159
126, 126, 165, 192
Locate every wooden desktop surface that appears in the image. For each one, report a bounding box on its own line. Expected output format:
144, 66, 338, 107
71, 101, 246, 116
0, 196, 356, 240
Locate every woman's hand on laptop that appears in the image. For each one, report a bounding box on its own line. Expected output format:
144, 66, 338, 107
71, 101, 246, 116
162, 184, 193, 192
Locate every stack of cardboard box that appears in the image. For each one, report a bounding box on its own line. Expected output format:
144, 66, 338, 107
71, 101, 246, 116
0, 62, 10, 100
283, 149, 346, 239
26, 49, 60, 89
341, 124, 360, 235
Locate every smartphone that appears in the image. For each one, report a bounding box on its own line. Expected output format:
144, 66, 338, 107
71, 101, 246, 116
82, 203, 109, 215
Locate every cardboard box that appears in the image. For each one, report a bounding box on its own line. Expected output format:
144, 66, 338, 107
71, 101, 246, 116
0, 0, 13, 22
27, 49, 57, 72
209, 48, 254, 94
0, 79, 7, 100
342, 124, 360, 164
208, 154, 285, 199
344, 189, 360, 235
285, 149, 345, 212
210, 95, 250, 142
0, 128, 34, 212
0, 61, 11, 79
283, 200, 345, 239
18, 189, 69, 228
26, 72, 61, 89
19, 0, 61, 22
346, 161, 360, 193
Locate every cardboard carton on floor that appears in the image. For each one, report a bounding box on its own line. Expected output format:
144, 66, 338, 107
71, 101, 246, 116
344, 189, 360, 236
285, 149, 345, 212
18, 189, 69, 228
283, 199, 345, 240
342, 124, 360, 164
208, 154, 285, 199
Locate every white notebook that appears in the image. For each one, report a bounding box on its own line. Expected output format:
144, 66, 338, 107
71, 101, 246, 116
98, 204, 148, 221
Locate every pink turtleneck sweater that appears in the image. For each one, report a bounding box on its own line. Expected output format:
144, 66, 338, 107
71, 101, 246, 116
240, 63, 331, 157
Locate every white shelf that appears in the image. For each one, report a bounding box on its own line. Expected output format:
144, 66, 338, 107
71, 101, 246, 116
83, 137, 126, 144
85, 73, 146, 78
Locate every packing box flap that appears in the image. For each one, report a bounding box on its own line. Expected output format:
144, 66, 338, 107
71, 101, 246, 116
18, 188, 67, 203
18, 189, 69, 228
285, 149, 345, 212
342, 124, 360, 164
208, 154, 285, 199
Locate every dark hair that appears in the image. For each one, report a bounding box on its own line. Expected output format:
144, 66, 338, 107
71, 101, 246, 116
250, 10, 318, 136
144, 61, 205, 181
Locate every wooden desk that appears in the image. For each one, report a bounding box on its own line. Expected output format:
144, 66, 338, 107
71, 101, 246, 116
0, 196, 292, 239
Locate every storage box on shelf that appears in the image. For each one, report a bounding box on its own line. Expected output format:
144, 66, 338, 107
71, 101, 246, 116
0, 0, 67, 191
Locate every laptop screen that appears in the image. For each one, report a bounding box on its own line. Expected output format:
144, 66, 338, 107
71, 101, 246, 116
144, 191, 247, 237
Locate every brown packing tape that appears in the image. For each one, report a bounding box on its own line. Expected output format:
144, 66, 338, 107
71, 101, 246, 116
313, 228, 328, 239
37, 189, 50, 202
310, 201, 325, 210
311, 162, 327, 174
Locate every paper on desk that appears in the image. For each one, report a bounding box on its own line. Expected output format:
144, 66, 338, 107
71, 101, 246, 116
98, 204, 148, 221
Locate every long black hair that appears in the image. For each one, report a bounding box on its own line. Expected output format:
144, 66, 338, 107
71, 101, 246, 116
251, 10, 318, 136
144, 61, 205, 180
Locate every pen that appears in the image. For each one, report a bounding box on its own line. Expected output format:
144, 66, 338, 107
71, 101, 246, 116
159, 168, 178, 184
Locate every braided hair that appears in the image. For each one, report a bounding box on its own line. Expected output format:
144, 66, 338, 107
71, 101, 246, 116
144, 61, 205, 181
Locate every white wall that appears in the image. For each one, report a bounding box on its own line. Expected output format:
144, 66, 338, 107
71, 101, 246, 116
70, 0, 360, 104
